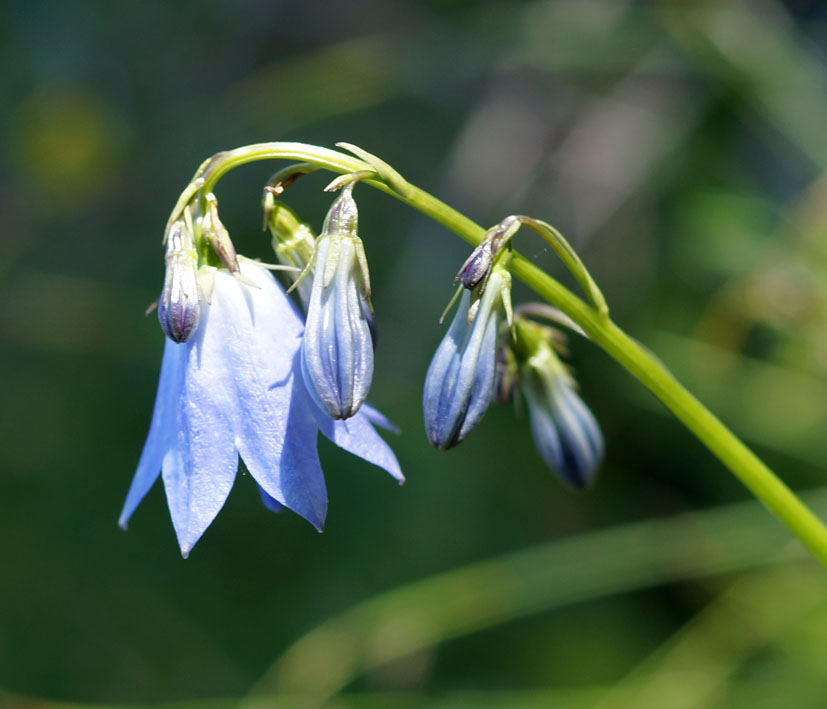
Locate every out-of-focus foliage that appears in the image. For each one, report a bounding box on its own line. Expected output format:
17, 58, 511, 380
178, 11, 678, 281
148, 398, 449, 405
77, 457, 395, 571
2, 0, 827, 706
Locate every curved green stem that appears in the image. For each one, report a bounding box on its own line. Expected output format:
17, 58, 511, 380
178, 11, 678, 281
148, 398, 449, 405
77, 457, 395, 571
184, 142, 827, 567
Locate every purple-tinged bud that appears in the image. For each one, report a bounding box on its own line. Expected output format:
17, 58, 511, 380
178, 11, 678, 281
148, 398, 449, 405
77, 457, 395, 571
158, 219, 201, 343
455, 241, 494, 290
454, 216, 521, 291
423, 267, 510, 449
301, 185, 374, 420
516, 327, 603, 489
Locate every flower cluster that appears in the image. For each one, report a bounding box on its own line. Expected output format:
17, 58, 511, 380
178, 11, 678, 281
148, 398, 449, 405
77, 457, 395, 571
124, 161, 606, 557
422, 217, 604, 489
122, 188, 401, 557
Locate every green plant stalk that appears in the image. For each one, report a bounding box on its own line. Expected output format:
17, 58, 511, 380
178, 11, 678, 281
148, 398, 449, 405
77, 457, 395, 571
189, 142, 827, 566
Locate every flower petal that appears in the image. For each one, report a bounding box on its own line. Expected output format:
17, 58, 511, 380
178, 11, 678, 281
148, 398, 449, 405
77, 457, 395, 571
161, 301, 239, 557
223, 263, 328, 530
311, 396, 404, 484
119, 338, 186, 529
258, 485, 286, 513
358, 402, 400, 434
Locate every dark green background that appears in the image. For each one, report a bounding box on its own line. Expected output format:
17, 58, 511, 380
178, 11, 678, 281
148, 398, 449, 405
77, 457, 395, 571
3, 1, 827, 706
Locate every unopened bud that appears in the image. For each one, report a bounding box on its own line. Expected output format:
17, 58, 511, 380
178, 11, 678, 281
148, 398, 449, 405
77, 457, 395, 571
158, 219, 201, 343
515, 321, 603, 489
423, 266, 511, 449
301, 185, 374, 419
455, 242, 494, 290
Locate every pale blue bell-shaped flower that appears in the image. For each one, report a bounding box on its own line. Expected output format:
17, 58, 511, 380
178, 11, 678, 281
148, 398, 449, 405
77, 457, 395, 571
301, 185, 374, 420
423, 268, 510, 449
121, 260, 402, 557
520, 341, 603, 489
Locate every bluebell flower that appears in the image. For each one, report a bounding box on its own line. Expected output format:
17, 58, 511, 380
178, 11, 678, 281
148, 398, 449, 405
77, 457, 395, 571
121, 259, 402, 557
519, 337, 603, 489
423, 266, 511, 449
301, 184, 375, 420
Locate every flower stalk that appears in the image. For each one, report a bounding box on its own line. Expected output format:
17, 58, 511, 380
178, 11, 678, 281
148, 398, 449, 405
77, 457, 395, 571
168, 141, 827, 567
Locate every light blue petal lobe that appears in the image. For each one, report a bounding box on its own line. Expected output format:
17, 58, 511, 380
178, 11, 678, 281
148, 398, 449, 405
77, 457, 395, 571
276, 383, 328, 530
162, 299, 239, 557
258, 485, 286, 513
224, 263, 328, 530
359, 402, 400, 434
119, 338, 186, 529
313, 400, 405, 484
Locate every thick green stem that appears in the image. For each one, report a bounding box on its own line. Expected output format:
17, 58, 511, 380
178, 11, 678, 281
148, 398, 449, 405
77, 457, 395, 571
187, 142, 827, 567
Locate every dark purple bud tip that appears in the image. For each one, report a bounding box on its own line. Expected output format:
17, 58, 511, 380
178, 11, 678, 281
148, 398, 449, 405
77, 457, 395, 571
159, 220, 201, 343
158, 295, 200, 343
456, 243, 494, 290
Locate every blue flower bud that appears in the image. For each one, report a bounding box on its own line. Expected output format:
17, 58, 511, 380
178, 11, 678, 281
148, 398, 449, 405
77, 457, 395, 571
301, 186, 374, 420
158, 219, 201, 343
519, 339, 603, 489
423, 267, 510, 449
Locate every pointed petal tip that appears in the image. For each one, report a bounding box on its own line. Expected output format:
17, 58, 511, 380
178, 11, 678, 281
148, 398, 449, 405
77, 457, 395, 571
118, 517, 128, 531
179, 536, 195, 558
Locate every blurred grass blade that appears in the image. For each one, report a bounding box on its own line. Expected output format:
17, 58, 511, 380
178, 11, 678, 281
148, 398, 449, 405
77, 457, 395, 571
596, 561, 827, 708
246, 490, 827, 702
661, 0, 827, 171
648, 332, 827, 467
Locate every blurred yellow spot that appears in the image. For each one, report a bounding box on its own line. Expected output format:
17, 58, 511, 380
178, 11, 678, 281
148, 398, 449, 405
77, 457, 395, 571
10, 84, 127, 211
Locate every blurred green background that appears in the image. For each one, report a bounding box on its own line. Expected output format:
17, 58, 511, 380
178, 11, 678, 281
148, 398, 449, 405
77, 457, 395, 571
3, 0, 827, 706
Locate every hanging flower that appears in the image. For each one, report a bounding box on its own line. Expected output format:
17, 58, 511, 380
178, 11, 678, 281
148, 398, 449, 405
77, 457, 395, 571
515, 325, 603, 489
121, 259, 402, 557
423, 265, 511, 449
301, 183, 375, 420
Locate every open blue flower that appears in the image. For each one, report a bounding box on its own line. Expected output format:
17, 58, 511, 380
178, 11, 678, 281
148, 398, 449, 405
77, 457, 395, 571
120, 260, 402, 557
